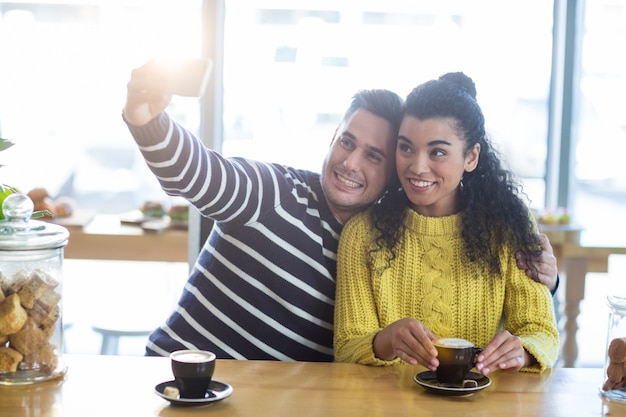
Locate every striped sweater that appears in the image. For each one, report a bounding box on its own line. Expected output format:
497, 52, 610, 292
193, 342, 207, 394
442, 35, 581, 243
125, 113, 342, 361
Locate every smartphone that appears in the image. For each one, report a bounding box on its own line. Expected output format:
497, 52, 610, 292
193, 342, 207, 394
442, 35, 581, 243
169, 58, 213, 97
147, 58, 213, 97
168, 58, 213, 97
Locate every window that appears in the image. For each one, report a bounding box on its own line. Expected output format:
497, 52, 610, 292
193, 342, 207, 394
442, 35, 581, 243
0, 0, 203, 213
571, 0, 626, 243
221, 0, 554, 209
5, 0, 621, 242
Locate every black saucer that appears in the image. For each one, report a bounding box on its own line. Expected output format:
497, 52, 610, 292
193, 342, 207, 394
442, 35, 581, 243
414, 371, 491, 397
154, 380, 233, 407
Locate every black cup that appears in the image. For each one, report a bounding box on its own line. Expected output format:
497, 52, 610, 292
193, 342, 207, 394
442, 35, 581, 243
434, 338, 483, 386
170, 349, 216, 399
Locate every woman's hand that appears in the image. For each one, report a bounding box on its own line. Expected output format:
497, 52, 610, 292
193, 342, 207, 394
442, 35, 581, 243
475, 330, 535, 375
373, 318, 438, 370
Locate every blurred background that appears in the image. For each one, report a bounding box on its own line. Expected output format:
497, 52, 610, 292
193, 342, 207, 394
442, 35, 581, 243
0, 0, 624, 235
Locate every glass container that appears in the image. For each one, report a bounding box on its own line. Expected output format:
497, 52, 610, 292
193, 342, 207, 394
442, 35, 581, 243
0, 193, 69, 384
601, 295, 626, 402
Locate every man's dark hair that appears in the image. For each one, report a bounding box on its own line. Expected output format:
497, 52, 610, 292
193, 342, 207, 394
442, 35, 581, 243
343, 89, 404, 136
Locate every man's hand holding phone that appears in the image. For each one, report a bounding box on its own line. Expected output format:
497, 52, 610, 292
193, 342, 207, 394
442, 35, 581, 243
123, 58, 213, 127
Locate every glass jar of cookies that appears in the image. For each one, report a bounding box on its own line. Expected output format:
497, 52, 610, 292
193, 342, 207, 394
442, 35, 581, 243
0, 193, 69, 384
601, 295, 626, 402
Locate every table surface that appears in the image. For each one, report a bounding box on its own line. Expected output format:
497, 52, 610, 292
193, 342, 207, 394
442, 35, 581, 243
1, 355, 625, 417
539, 225, 626, 368
62, 214, 189, 262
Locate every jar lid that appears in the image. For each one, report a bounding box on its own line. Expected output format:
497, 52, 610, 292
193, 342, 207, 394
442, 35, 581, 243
607, 295, 626, 315
0, 193, 69, 250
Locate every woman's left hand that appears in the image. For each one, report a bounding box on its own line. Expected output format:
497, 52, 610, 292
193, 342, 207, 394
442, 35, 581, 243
475, 330, 534, 375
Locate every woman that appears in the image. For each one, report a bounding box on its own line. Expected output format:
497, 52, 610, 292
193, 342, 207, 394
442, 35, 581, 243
333, 72, 558, 375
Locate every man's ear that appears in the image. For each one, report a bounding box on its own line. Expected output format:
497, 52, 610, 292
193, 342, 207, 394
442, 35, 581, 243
329, 126, 339, 147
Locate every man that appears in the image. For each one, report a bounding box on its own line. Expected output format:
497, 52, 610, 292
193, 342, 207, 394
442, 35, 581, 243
122, 61, 558, 361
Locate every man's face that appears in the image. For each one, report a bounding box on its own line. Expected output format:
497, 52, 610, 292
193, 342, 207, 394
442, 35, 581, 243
321, 108, 397, 223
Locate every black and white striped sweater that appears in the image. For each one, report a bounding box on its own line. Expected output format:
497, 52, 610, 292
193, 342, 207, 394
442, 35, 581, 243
126, 112, 342, 361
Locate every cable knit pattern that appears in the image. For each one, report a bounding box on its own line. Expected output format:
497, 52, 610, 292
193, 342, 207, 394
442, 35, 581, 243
334, 209, 559, 371
418, 234, 454, 337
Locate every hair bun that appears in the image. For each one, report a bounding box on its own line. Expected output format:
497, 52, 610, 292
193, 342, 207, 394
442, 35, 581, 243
439, 72, 477, 99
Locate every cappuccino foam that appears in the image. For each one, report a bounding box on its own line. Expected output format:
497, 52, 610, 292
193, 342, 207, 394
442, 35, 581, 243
171, 350, 216, 363
434, 338, 474, 349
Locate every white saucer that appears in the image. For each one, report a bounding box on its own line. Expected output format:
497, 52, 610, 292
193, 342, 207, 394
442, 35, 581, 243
154, 380, 233, 407
414, 371, 491, 397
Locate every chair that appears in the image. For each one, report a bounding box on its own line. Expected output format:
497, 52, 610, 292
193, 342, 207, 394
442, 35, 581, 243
91, 324, 153, 355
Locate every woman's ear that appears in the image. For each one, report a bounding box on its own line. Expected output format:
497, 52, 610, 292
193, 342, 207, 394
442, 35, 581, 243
464, 143, 480, 172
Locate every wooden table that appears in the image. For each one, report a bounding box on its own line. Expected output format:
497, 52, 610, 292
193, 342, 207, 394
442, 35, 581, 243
540, 225, 626, 367
0, 356, 623, 417
61, 215, 188, 262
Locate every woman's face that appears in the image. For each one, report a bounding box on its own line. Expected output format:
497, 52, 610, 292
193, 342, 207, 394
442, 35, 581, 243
396, 116, 480, 217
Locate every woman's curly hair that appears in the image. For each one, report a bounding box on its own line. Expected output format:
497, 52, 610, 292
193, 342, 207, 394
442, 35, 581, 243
371, 72, 540, 276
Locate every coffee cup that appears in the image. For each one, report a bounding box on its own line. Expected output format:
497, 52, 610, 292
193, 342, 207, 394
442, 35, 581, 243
170, 349, 216, 399
434, 338, 483, 386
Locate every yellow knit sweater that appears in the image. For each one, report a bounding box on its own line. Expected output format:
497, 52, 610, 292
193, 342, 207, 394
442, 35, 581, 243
334, 209, 559, 371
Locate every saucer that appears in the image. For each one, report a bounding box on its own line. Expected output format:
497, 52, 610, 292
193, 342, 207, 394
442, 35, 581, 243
154, 380, 233, 407
414, 371, 491, 397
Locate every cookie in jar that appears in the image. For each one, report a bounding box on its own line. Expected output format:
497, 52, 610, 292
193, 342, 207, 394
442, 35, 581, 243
602, 296, 626, 402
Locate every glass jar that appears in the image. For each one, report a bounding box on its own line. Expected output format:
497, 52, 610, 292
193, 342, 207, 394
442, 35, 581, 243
0, 193, 69, 384
601, 295, 626, 402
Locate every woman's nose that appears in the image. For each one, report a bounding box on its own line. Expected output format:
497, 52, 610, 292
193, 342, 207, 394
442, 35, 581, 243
409, 154, 429, 174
